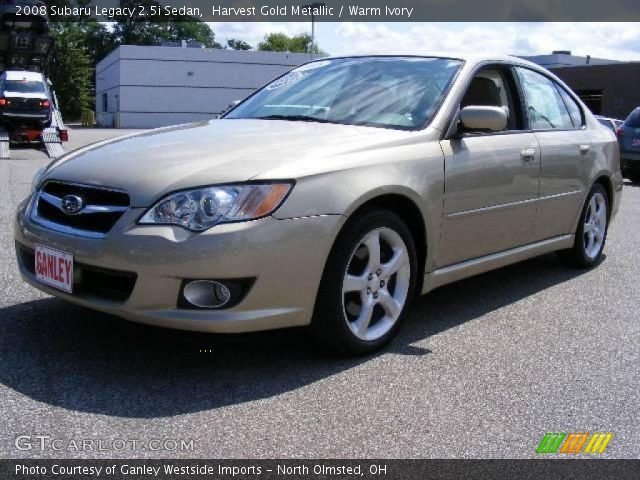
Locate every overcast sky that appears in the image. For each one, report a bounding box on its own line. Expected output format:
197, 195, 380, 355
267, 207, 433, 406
209, 22, 640, 61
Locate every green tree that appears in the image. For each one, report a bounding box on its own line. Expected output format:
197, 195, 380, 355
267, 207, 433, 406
46, 23, 93, 119
113, 0, 222, 48
227, 39, 252, 50
257, 32, 325, 54
78, 21, 118, 66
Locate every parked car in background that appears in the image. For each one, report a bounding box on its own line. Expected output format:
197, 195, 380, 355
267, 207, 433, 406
15, 53, 623, 354
0, 70, 52, 128
618, 107, 640, 183
596, 115, 623, 134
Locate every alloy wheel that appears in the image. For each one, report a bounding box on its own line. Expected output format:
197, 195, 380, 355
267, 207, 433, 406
583, 192, 607, 259
341, 227, 411, 341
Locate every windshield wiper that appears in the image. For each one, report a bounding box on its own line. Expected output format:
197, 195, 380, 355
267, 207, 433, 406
255, 114, 332, 123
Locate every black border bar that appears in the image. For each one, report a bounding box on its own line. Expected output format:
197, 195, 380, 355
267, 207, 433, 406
36, 0, 640, 22
3, 459, 640, 479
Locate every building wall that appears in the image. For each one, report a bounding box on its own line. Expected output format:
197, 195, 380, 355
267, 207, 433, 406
521, 53, 620, 68
95, 46, 314, 128
550, 63, 640, 120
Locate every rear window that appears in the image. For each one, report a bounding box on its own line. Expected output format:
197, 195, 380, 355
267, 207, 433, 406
4, 80, 45, 94
625, 108, 640, 128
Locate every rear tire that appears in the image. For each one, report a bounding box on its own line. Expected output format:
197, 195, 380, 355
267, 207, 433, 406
311, 208, 418, 355
557, 183, 609, 268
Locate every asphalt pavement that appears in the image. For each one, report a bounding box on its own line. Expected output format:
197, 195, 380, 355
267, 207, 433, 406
0, 126, 638, 459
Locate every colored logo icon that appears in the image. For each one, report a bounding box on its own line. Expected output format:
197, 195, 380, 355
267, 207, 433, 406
537, 432, 613, 454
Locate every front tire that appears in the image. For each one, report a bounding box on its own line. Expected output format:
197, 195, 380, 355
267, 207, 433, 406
558, 184, 609, 268
311, 208, 418, 355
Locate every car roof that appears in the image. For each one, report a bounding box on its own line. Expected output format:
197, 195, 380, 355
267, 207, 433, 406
3, 70, 44, 82
320, 51, 542, 69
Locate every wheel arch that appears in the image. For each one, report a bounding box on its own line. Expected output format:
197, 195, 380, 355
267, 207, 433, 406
592, 174, 614, 220
341, 191, 428, 294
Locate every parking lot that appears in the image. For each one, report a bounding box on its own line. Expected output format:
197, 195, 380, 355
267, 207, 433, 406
0, 126, 638, 459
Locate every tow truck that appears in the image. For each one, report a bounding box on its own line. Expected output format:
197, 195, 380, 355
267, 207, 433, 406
0, 6, 67, 159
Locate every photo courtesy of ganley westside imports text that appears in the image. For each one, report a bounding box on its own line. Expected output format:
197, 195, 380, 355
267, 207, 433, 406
0, 0, 639, 479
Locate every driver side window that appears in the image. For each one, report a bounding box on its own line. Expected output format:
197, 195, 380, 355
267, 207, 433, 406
516, 67, 574, 130
460, 68, 516, 131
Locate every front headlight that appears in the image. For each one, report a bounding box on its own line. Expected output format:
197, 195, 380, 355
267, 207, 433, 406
139, 182, 293, 231
31, 167, 46, 192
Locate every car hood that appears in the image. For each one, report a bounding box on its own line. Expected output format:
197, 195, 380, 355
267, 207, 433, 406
45, 119, 397, 207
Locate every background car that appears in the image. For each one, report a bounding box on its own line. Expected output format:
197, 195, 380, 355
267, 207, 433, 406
617, 107, 640, 183
596, 115, 623, 133
0, 70, 52, 128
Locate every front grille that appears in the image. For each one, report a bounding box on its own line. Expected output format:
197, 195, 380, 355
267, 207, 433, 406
17, 244, 137, 303
31, 181, 129, 238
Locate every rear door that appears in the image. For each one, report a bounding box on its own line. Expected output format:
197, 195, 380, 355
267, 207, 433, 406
515, 67, 591, 242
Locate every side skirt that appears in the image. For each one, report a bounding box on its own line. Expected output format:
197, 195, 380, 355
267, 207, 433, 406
421, 234, 575, 294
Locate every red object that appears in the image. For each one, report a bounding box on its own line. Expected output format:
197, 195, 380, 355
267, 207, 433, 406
40, 100, 50, 108
0, 98, 6, 106
22, 130, 42, 142
616, 127, 624, 138
59, 129, 69, 142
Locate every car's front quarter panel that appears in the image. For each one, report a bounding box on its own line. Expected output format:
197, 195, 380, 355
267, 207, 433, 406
263, 130, 445, 273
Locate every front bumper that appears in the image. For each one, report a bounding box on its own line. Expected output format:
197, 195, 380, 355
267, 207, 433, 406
14, 196, 343, 333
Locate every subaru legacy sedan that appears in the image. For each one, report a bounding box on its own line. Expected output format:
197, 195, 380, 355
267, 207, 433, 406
15, 53, 622, 354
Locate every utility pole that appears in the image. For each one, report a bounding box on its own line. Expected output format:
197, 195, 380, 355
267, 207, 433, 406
304, 2, 326, 56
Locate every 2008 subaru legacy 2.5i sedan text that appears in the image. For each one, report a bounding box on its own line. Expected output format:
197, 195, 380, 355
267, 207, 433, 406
15, 53, 622, 354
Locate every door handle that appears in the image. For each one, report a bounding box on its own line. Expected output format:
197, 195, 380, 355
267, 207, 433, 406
520, 148, 536, 165
579, 144, 591, 155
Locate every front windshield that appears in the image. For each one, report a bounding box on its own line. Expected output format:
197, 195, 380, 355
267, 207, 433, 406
225, 56, 463, 130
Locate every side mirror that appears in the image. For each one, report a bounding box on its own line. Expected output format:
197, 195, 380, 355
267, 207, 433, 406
459, 106, 508, 132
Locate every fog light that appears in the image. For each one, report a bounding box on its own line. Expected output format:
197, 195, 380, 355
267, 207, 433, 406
183, 280, 231, 308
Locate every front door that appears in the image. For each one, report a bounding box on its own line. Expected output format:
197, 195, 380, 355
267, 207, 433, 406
439, 133, 541, 267
437, 66, 541, 267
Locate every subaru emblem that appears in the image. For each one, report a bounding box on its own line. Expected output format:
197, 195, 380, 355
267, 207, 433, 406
61, 195, 84, 215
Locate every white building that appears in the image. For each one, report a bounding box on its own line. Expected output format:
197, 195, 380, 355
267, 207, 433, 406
95, 45, 314, 129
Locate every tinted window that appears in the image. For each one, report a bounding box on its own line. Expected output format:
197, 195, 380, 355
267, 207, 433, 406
625, 108, 640, 128
557, 87, 583, 127
516, 68, 574, 130
4, 80, 45, 94
227, 57, 463, 130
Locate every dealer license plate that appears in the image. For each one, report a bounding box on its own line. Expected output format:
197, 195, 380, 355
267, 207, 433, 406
34, 244, 73, 293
